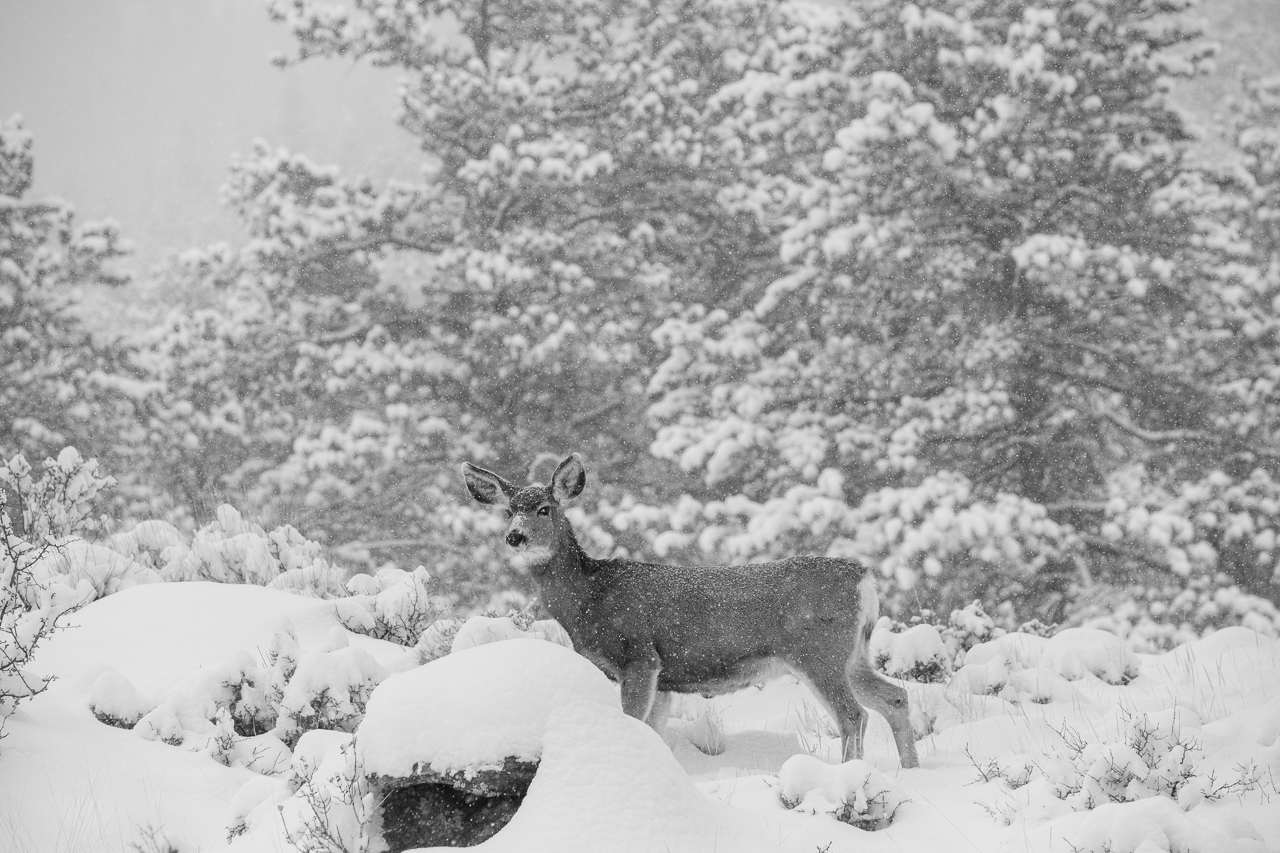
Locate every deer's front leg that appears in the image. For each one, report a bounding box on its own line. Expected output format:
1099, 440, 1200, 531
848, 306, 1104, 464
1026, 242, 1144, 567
619, 659, 662, 728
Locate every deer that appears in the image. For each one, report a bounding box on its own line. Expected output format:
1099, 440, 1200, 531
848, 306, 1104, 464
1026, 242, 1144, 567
461, 453, 920, 768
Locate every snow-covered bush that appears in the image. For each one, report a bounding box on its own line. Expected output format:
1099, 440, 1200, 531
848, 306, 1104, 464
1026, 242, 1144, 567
339, 566, 448, 646
0, 448, 116, 540
0, 523, 76, 727
1, 449, 115, 737
778, 754, 909, 830
869, 619, 951, 683
279, 734, 378, 853
105, 620, 390, 769
965, 627, 1140, 688
88, 669, 150, 729
1071, 574, 1280, 653
977, 707, 1272, 827
152, 504, 349, 596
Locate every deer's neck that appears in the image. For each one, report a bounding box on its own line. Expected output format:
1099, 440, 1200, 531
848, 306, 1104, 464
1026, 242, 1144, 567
527, 519, 604, 631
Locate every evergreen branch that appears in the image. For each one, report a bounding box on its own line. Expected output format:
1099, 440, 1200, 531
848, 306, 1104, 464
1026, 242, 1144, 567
297, 231, 452, 266
1098, 409, 1213, 445
570, 397, 627, 428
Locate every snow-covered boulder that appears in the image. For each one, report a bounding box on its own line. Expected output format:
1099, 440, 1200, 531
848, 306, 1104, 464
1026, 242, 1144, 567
360, 639, 616, 781
336, 639, 782, 853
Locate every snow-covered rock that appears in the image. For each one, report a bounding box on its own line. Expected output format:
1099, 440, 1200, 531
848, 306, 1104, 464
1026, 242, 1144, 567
359, 640, 617, 778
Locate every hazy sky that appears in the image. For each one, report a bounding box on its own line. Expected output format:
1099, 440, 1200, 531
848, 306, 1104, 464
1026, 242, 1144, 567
0, 0, 424, 272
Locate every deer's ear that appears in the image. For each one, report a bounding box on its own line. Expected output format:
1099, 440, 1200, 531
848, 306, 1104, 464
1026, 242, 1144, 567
551, 453, 587, 503
462, 462, 515, 507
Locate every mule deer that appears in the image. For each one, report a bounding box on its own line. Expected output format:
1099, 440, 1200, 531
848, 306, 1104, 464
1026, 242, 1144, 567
462, 453, 919, 768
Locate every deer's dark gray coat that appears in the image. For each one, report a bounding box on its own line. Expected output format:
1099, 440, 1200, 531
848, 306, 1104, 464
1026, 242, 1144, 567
463, 453, 919, 768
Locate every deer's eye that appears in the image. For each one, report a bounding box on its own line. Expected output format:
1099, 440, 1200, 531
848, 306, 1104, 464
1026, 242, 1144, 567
537, 506, 551, 516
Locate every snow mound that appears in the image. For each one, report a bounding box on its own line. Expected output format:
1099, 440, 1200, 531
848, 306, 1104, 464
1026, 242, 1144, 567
966, 627, 1139, 685
257, 640, 785, 853
1009, 796, 1273, 853
1040, 628, 1140, 684
359, 639, 617, 779
778, 753, 909, 830
471, 700, 783, 852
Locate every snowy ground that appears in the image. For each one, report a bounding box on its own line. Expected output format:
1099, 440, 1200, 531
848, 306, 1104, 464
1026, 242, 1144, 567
2, 582, 1278, 853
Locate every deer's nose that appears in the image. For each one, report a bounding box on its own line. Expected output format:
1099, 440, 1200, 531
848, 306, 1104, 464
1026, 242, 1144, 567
506, 530, 528, 548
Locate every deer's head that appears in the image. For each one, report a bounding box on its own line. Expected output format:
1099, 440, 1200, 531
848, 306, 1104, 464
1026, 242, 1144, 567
462, 453, 587, 564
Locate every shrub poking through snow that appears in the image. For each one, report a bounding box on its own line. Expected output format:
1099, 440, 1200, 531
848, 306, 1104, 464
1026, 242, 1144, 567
0, 448, 115, 541
964, 627, 1141, 688
89, 669, 152, 728
1074, 574, 1280, 653
120, 621, 389, 771
1, 451, 110, 737
273, 639, 388, 750
870, 619, 950, 683
340, 566, 449, 646
976, 706, 1274, 827
778, 754, 909, 830
414, 615, 468, 663
131, 504, 349, 596
279, 734, 379, 853
942, 600, 1002, 660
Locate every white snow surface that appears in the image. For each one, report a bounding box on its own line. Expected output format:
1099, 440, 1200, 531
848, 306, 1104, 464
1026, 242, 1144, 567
359, 640, 618, 778
2, 582, 1278, 853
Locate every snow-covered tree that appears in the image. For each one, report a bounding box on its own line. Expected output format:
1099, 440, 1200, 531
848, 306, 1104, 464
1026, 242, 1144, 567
124, 0, 796, 601
110, 0, 1280, 618
1, 115, 132, 465
640, 0, 1280, 616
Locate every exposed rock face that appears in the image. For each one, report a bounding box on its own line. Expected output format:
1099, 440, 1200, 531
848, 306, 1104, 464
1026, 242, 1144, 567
372, 758, 538, 850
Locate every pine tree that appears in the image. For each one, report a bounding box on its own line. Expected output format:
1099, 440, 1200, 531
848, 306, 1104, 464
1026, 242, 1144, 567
0, 115, 132, 504
642, 0, 1280, 616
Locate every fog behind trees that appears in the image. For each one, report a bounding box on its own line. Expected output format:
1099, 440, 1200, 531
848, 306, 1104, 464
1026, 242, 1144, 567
0, 0, 422, 272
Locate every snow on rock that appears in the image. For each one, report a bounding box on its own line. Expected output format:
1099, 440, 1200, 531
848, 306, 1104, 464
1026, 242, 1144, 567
359, 640, 617, 778
455, 700, 785, 853
778, 754, 909, 830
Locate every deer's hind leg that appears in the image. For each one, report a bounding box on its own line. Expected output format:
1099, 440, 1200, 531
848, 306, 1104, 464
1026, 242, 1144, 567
790, 657, 870, 763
